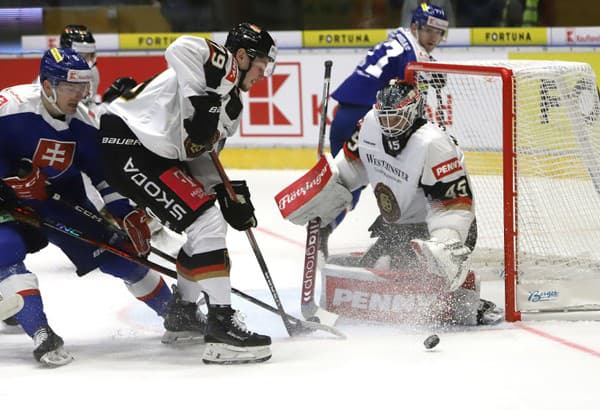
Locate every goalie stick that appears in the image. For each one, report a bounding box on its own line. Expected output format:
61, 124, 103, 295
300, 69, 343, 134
7, 204, 345, 339
0, 293, 24, 321
299, 60, 340, 326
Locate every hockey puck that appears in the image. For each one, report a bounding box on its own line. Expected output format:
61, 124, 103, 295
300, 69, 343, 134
423, 334, 440, 349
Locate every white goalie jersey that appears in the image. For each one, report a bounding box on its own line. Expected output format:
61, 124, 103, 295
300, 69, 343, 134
107, 35, 241, 161
338, 110, 475, 242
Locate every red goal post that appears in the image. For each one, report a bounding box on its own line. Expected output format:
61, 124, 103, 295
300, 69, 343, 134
406, 60, 600, 322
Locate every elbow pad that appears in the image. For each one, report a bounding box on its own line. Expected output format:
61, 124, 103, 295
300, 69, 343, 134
183, 93, 221, 146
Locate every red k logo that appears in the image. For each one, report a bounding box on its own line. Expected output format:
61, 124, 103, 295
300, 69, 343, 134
240, 62, 303, 137
32, 139, 76, 177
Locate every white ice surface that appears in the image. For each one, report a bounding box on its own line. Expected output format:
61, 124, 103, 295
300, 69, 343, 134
2, 170, 600, 409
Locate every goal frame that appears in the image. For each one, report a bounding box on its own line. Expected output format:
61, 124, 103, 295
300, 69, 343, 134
406, 61, 520, 322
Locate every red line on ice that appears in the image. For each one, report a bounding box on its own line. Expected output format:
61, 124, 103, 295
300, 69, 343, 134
516, 322, 600, 358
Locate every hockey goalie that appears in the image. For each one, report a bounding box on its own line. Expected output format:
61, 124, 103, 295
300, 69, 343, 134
276, 79, 500, 325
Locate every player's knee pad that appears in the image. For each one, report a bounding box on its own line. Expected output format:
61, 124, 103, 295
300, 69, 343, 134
182, 206, 227, 255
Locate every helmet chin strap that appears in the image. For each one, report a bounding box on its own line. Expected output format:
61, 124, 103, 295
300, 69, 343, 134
41, 84, 66, 116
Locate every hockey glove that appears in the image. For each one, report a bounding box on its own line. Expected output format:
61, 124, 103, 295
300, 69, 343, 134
121, 208, 152, 256
214, 180, 257, 231
183, 93, 222, 157
410, 237, 471, 292
0, 180, 42, 227
3, 160, 48, 201
102, 76, 137, 103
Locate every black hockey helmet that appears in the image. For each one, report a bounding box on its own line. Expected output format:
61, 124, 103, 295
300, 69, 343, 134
225, 23, 277, 64
60, 24, 96, 55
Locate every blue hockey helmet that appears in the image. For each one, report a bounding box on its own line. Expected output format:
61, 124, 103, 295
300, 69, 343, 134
411, 3, 449, 35
39, 47, 93, 85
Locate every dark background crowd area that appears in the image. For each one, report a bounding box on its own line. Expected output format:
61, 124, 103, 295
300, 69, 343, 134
0, 0, 596, 40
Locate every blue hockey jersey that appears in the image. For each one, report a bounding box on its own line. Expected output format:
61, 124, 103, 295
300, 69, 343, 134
331, 28, 433, 106
0, 84, 131, 218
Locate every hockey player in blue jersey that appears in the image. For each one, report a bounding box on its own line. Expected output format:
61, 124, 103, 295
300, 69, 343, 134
322, 2, 449, 253
0, 47, 172, 367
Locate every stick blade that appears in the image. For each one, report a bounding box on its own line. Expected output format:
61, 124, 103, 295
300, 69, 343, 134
301, 302, 339, 327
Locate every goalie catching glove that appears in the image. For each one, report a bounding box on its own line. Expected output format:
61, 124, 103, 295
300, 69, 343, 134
275, 154, 353, 227
410, 228, 472, 292
214, 180, 257, 231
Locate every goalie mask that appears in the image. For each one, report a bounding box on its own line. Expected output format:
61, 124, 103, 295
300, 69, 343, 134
375, 79, 424, 152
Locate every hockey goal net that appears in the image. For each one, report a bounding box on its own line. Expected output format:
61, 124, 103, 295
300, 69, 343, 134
406, 60, 600, 322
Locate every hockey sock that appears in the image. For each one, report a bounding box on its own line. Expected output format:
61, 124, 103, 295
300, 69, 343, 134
140, 279, 172, 317
15, 292, 48, 337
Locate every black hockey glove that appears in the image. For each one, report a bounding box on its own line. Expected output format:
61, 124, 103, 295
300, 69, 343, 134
214, 180, 257, 231
102, 76, 137, 103
183, 93, 222, 157
0, 178, 20, 211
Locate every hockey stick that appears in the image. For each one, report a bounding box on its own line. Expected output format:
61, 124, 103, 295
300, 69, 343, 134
208, 150, 298, 336
8, 204, 345, 338
144, 246, 345, 338
299, 60, 340, 325
0, 293, 24, 321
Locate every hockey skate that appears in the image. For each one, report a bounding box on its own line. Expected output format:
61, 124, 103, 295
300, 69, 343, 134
202, 306, 271, 365
33, 326, 73, 367
162, 285, 207, 344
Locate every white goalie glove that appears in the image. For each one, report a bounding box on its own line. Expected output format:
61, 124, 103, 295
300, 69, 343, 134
411, 229, 472, 291
275, 153, 353, 227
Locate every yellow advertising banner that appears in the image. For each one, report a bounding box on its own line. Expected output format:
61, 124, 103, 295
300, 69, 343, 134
302, 29, 387, 48
471, 28, 547, 46
119, 32, 211, 50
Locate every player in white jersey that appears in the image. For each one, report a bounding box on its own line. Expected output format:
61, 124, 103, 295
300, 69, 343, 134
99, 23, 277, 364
277, 79, 499, 325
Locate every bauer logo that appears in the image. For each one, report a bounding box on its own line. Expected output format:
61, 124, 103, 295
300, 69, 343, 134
527, 290, 560, 303
240, 62, 302, 137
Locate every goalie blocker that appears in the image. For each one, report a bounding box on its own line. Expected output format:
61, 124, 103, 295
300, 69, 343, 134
275, 153, 352, 228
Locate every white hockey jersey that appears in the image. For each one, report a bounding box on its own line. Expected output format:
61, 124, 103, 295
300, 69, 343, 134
338, 110, 475, 241
107, 35, 241, 161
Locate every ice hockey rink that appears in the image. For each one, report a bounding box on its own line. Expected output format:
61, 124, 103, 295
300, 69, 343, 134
2, 169, 600, 410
